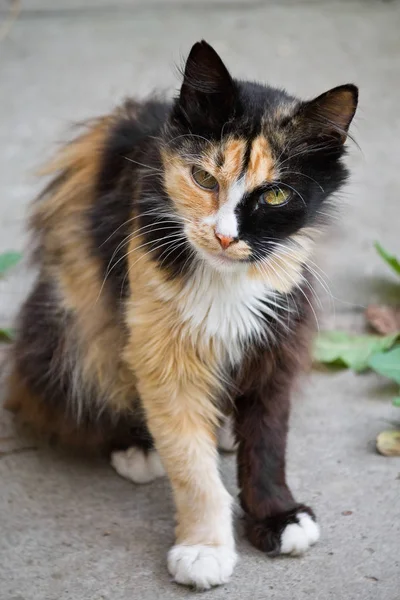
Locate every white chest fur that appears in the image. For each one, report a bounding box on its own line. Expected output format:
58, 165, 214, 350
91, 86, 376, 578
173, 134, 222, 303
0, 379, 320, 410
178, 264, 285, 364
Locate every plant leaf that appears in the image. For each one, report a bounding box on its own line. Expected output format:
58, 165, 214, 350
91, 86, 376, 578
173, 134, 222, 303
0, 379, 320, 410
368, 346, 400, 384
375, 242, 400, 276
0, 327, 14, 342
376, 430, 400, 456
313, 331, 399, 372
0, 251, 22, 276
393, 396, 400, 407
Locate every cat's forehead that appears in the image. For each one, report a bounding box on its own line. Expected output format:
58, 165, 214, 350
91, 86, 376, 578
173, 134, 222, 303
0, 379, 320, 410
202, 135, 276, 190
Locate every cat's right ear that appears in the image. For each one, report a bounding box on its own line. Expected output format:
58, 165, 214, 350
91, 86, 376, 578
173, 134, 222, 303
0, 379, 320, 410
175, 41, 236, 127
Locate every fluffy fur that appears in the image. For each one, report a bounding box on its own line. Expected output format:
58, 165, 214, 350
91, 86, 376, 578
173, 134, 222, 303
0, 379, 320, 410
5, 41, 358, 589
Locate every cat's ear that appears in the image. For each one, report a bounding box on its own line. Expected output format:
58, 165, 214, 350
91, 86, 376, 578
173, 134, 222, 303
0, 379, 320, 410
297, 84, 358, 143
176, 40, 236, 125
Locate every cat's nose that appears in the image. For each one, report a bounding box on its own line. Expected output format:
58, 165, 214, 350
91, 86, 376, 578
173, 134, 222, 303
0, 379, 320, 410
215, 232, 236, 250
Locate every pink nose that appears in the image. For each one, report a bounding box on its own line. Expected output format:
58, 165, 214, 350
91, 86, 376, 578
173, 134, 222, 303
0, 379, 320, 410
215, 232, 235, 250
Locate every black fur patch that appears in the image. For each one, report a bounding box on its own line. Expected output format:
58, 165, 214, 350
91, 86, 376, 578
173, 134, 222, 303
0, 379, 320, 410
89, 100, 173, 300
246, 505, 316, 556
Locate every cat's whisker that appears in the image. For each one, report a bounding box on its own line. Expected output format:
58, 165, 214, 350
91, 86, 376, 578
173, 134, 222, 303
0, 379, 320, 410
123, 156, 163, 173
102, 222, 185, 286
262, 241, 324, 312
121, 235, 188, 292
278, 142, 333, 168
165, 133, 211, 146
252, 250, 299, 326
100, 211, 180, 249
97, 231, 186, 304
279, 170, 325, 193
273, 181, 307, 207
314, 209, 341, 223
256, 241, 320, 329
158, 239, 191, 271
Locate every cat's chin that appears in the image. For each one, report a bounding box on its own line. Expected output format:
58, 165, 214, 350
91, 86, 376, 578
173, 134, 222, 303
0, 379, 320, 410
196, 249, 249, 274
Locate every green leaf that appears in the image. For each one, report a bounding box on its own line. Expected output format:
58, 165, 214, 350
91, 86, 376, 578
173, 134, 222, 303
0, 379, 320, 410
393, 396, 400, 407
313, 331, 399, 372
0, 327, 14, 342
368, 346, 400, 384
375, 242, 400, 276
0, 251, 22, 276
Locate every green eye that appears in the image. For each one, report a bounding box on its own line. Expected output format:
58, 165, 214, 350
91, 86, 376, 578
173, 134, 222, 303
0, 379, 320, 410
191, 167, 218, 190
261, 188, 289, 206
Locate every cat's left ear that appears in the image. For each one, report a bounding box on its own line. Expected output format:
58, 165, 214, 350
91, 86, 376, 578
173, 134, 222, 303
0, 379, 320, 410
298, 84, 358, 143
176, 40, 236, 126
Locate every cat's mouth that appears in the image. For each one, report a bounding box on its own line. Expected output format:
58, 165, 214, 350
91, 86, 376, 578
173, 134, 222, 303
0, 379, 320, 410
199, 248, 250, 271
185, 227, 252, 271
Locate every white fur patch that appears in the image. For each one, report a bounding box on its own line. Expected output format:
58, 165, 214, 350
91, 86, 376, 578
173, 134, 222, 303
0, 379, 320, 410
215, 178, 246, 238
280, 513, 320, 555
111, 447, 165, 484
179, 264, 287, 364
218, 416, 238, 452
168, 544, 237, 590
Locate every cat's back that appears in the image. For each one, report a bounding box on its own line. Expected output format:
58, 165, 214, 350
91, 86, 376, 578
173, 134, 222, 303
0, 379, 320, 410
30, 97, 170, 296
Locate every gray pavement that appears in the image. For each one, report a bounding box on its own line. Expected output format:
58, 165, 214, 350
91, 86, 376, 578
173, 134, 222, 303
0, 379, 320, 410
0, 2, 399, 599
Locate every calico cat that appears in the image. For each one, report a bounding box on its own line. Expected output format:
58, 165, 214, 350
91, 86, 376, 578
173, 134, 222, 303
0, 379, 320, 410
5, 41, 358, 589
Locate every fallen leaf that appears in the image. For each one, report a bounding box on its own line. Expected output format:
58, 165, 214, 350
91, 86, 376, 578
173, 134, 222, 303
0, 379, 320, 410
364, 576, 379, 582
365, 304, 400, 335
368, 347, 400, 384
376, 430, 400, 456
313, 331, 399, 371
341, 510, 353, 516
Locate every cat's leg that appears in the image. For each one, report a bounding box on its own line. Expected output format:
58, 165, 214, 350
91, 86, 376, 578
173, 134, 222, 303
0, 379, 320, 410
143, 389, 236, 588
127, 343, 236, 589
235, 356, 319, 556
112, 414, 237, 483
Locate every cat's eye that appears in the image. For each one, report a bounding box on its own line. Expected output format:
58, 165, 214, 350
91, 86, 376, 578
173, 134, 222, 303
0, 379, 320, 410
261, 188, 290, 206
191, 167, 218, 191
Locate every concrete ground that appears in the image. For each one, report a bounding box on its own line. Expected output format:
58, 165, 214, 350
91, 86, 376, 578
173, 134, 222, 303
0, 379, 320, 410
1, 1, 400, 599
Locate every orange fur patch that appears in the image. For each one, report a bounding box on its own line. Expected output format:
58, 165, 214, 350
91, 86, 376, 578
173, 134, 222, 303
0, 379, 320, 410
124, 235, 233, 546
32, 117, 138, 415
245, 135, 275, 190
220, 138, 246, 183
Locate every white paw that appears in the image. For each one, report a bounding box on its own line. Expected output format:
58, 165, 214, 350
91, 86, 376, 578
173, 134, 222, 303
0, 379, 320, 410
217, 416, 238, 452
111, 447, 165, 484
280, 512, 320, 556
168, 544, 237, 589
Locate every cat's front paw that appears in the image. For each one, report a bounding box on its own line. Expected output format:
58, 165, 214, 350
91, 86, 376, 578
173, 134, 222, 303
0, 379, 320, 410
247, 505, 320, 556
167, 544, 237, 589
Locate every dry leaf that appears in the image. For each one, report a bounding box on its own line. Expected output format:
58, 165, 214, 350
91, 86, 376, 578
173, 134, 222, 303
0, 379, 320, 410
365, 304, 400, 335
376, 430, 400, 456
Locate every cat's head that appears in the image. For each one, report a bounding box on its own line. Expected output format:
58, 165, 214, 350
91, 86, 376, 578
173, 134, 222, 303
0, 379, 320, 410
161, 41, 358, 281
